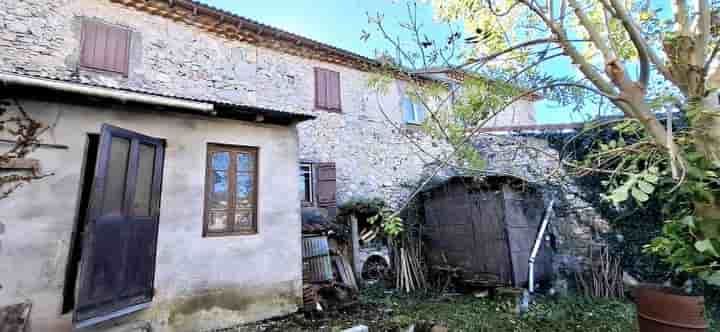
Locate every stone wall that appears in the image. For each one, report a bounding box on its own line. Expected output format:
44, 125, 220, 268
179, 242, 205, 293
0, 0, 538, 210
472, 134, 611, 273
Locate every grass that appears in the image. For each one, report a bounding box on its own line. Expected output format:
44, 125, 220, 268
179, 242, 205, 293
361, 287, 638, 332
237, 285, 720, 331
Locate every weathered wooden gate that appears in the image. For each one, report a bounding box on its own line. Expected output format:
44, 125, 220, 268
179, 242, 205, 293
423, 176, 552, 287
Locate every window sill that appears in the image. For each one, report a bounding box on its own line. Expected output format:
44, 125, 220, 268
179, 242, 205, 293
203, 231, 259, 238
78, 64, 129, 78
315, 106, 342, 113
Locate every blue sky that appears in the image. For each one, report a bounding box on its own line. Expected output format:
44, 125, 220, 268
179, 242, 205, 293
204, 0, 609, 124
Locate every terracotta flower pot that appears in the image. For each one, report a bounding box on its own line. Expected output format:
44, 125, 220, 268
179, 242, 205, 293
635, 284, 707, 332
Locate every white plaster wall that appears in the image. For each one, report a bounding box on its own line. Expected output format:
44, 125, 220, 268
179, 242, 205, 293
0, 99, 302, 331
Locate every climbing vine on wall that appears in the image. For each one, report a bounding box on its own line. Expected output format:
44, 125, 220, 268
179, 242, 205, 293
539, 129, 672, 283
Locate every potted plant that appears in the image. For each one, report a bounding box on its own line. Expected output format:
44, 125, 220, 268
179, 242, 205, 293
593, 116, 720, 331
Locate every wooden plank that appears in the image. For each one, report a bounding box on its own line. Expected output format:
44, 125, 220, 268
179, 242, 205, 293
0, 158, 39, 171
350, 214, 361, 280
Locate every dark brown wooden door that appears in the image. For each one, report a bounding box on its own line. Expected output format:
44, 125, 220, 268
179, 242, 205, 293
74, 124, 164, 324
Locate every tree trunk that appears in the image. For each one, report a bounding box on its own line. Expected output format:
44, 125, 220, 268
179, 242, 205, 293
694, 95, 720, 237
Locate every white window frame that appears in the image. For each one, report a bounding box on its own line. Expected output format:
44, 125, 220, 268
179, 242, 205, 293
300, 163, 314, 204
403, 96, 426, 125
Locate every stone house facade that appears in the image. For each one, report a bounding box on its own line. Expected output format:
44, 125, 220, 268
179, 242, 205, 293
0, 0, 538, 210
0, 0, 544, 330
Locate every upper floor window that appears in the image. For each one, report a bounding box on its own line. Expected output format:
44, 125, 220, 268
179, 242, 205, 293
80, 20, 131, 76
203, 144, 258, 236
402, 95, 427, 125
314, 68, 341, 112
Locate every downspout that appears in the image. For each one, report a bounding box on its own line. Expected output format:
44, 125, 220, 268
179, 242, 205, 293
0, 73, 215, 113
528, 198, 554, 294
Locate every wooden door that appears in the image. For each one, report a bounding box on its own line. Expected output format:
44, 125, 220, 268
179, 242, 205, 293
74, 124, 164, 325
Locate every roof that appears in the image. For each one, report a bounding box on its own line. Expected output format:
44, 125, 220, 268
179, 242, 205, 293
0, 71, 315, 125
410, 67, 544, 101
112, 0, 384, 72
422, 174, 540, 195
477, 123, 584, 133
109, 1, 545, 102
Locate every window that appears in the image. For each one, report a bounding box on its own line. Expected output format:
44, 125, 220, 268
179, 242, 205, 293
402, 95, 427, 125
299, 162, 336, 209
80, 19, 131, 75
203, 144, 258, 236
300, 163, 313, 205
315, 68, 341, 111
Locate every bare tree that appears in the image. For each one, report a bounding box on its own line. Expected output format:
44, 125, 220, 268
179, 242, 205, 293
363, 0, 720, 285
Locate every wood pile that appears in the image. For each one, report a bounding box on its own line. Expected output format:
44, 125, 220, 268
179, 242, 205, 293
393, 239, 427, 293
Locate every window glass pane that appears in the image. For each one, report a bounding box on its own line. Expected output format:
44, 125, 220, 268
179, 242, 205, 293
132, 143, 155, 216
402, 96, 415, 123
212, 151, 230, 170
237, 152, 254, 171
207, 212, 228, 232
103, 136, 130, 215
300, 166, 312, 202
300, 174, 308, 202
414, 103, 426, 122
210, 170, 228, 209
236, 173, 253, 207
233, 209, 254, 232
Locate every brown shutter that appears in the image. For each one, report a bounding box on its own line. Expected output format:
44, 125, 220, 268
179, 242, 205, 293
314, 68, 341, 111
328, 71, 341, 111
316, 162, 336, 208
80, 21, 100, 69
80, 20, 130, 76
315, 68, 327, 109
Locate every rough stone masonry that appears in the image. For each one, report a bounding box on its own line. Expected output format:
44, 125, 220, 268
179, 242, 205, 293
0, 0, 604, 300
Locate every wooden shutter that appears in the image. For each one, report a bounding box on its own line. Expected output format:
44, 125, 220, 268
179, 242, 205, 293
316, 162, 336, 208
314, 68, 341, 112
327, 70, 341, 110
80, 20, 131, 75
314, 68, 327, 109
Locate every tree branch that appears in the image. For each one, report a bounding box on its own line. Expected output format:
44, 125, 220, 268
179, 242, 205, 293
674, 0, 691, 36
606, 0, 651, 87
518, 0, 619, 97
568, 0, 615, 61
696, 0, 711, 66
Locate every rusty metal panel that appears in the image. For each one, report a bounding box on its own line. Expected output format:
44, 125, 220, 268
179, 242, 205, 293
302, 236, 333, 282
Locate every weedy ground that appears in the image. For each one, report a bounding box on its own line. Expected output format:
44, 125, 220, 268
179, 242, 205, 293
234, 285, 719, 332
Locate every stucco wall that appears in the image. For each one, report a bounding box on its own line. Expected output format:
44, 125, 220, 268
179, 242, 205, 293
0, 99, 302, 331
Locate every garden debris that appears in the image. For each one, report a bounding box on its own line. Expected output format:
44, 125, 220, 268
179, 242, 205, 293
333, 255, 358, 290
341, 325, 369, 332
303, 282, 358, 313
622, 271, 640, 288
0, 302, 31, 332
473, 290, 489, 298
